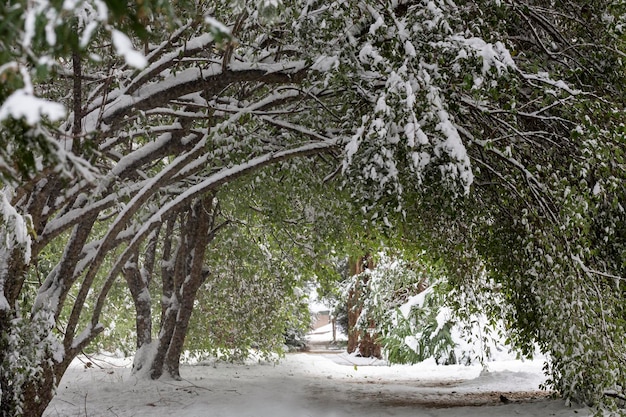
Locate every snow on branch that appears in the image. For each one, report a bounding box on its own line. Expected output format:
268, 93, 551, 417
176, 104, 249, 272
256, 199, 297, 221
41, 180, 146, 241
70, 322, 105, 350
0, 89, 66, 125
0, 63, 65, 125
125, 32, 216, 96
94, 61, 308, 132
521, 72, 582, 96
448, 36, 517, 75
135, 140, 338, 249
0, 191, 32, 311
110, 29, 147, 69
88, 139, 338, 330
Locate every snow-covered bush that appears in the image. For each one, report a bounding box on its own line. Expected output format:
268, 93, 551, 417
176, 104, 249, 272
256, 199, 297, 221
343, 252, 512, 366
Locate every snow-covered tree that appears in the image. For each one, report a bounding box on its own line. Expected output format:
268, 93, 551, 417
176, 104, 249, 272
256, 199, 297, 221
2, 0, 349, 413
339, 252, 514, 366
1, 0, 625, 416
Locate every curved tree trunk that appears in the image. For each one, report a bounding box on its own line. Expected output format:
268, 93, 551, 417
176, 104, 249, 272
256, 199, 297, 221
124, 226, 160, 355
129, 195, 223, 380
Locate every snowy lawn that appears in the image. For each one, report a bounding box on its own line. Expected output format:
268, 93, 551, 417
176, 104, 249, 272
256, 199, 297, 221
44, 348, 591, 417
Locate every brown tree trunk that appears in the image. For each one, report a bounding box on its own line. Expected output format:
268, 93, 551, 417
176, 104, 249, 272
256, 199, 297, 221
147, 216, 179, 379
124, 226, 160, 355
345, 255, 382, 358
357, 324, 382, 359
142, 195, 219, 380
346, 257, 361, 354
19, 361, 56, 417
124, 257, 152, 349
164, 195, 216, 379
0, 207, 99, 417
0, 235, 49, 417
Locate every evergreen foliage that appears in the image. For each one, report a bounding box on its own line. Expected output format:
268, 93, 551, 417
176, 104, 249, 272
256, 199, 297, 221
0, 0, 625, 415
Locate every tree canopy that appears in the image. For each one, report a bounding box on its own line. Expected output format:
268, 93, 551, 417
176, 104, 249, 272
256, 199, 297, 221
0, 0, 625, 416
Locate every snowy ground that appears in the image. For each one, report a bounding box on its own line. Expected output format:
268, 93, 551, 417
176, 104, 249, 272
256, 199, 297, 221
44, 325, 591, 417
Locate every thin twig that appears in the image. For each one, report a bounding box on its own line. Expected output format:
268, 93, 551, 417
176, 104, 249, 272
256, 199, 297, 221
604, 392, 626, 402
178, 377, 214, 391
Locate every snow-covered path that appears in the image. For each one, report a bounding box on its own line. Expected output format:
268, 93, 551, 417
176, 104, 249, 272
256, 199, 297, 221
44, 351, 590, 417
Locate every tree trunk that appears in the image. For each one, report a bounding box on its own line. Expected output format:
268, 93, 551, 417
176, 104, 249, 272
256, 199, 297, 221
0, 233, 51, 417
124, 227, 159, 354
19, 362, 56, 417
346, 256, 363, 354
124, 253, 153, 349
345, 255, 382, 358
130, 195, 217, 380
357, 324, 382, 359
0, 197, 101, 416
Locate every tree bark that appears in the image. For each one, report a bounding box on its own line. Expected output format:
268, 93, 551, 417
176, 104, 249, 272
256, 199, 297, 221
139, 195, 216, 380
19, 361, 56, 417
346, 256, 363, 354
124, 253, 152, 350
163, 195, 214, 379
346, 255, 382, 358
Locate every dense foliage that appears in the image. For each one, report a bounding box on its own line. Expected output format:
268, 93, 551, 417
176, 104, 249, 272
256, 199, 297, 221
0, 0, 625, 416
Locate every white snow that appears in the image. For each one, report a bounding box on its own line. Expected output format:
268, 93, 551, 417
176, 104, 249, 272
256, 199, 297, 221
23, 8, 37, 49
111, 29, 147, 69
71, 322, 104, 349
44, 347, 591, 417
522, 72, 581, 95
399, 286, 432, 318
0, 192, 33, 309
306, 322, 347, 344
0, 89, 66, 125
205, 16, 231, 36
451, 36, 517, 75
80, 21, 99, 48
358, 43, 384, 65
434, 109, 474, 189
405, 40, 416, 57
592, 182, 602, 196
311, 55, 339, 72
43, 317, 591, 417
369, 15, 385, 35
